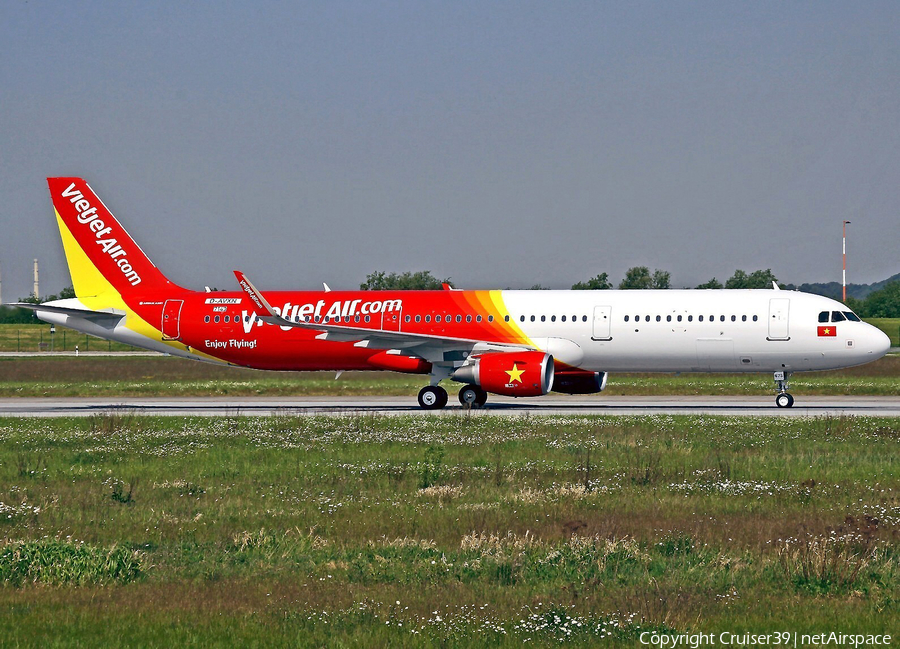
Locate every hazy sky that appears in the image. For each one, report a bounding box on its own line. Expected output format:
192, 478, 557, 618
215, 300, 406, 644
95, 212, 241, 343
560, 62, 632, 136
1, 1, 898, 300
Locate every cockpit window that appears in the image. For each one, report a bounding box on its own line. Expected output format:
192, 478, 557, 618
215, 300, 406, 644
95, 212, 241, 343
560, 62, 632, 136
843, 311, 861, 322
818, 311, 829, 323
831, 311, 846, 322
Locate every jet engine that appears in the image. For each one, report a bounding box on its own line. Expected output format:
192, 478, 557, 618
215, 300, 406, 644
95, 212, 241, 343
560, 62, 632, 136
452, 351, 554, 397
551, 370, 608, 394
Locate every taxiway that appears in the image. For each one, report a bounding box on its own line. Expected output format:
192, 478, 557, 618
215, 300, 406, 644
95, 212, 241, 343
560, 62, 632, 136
1, 395, 899, 417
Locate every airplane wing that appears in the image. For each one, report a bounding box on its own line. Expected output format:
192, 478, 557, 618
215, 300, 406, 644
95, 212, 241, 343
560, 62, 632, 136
233, 271, 532, 359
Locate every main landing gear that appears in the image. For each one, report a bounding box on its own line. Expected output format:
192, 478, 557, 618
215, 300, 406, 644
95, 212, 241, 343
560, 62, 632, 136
773, 371, 794, 408
417, 385, 448, 410
416, 385, 489, 410
458, 385, 488, 408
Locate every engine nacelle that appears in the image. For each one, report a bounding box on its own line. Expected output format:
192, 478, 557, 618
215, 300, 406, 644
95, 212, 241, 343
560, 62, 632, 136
551, 370, 608, 394
453, 351, 554, 397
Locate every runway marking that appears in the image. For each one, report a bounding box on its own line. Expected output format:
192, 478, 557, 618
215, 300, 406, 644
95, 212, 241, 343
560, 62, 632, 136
1, 397, 899, 417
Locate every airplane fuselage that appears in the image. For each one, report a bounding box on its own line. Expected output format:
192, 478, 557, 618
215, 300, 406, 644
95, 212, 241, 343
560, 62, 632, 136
38, 287, 887, 375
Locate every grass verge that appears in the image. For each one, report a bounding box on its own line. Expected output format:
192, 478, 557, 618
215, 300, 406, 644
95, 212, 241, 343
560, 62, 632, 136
0, 355, 897, 398
0, 414, 897, 645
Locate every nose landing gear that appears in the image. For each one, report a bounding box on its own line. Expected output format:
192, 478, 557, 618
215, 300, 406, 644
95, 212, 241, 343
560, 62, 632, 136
773, 371, 794, 408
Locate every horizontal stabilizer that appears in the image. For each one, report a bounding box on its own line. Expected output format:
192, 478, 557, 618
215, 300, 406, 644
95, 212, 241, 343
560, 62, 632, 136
9, 301, 126, 325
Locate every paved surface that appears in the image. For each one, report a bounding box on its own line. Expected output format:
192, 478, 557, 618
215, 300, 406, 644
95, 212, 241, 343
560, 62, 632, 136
1, 396, 899, 417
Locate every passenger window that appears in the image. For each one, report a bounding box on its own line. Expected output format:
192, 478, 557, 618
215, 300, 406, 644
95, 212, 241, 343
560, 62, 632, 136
520, 316, 525, 322
818, 311, 829, 323
720, 315, 725, 322
214, 315, 220, 323
753, 315, 758, 322
541, 315, 546, 322
475, 315, 481, 322
656, 315, 661, 322
699, 315, 703, 322
456, 315, 462, 323
204, 315, 210, 323
831, 311, 846, 322
436, 315, 442, 323
582, 315, 587, 322
405, 315, 411, 323
530, 315, 536, 322
687, 315, 692, 322
425, 315, 431, 323
731, 315, 736, 322
742, 315, 747, 322
551, 315, 556, 322
624, 315, 630, 322
365, 315, 371, 323
677, 315, 682, 322
843, 311, 861, 322
561, 316, 566, 322
645, 315, 650, 322
666, 315, 672, 322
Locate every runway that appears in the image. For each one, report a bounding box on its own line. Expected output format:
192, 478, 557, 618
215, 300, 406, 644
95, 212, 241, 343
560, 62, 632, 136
1, 395, 899, 417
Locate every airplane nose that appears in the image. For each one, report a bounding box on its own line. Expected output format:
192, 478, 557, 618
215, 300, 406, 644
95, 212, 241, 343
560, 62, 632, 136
870, 326, 892, 358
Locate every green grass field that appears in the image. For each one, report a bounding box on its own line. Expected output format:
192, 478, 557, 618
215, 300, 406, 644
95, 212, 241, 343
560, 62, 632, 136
0, 354, 897, 398
0, 414, 897, 646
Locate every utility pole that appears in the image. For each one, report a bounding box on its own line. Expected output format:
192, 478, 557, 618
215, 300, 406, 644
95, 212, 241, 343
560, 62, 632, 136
33, 258, 40, 301
842, 221, 851, 302
0, 261, 3, 304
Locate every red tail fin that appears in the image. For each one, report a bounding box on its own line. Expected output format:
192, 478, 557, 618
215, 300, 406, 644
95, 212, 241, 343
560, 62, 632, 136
48, 178, 178, 297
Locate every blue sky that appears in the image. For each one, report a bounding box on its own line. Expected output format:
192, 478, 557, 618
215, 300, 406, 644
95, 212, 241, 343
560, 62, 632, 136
1, 1, 898, 299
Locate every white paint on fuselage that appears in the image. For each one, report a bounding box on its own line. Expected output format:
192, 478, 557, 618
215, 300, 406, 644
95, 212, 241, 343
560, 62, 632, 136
499, 289, 890, 373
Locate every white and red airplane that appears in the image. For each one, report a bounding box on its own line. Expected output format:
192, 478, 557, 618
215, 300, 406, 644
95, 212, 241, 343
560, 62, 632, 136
14, 178, 891, 409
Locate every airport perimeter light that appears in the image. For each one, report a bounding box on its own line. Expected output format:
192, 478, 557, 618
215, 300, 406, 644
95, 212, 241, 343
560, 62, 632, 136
842, 220, 851, 302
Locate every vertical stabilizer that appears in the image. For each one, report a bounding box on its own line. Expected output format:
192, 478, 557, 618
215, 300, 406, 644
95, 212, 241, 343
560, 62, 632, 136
47, 178, 179, 298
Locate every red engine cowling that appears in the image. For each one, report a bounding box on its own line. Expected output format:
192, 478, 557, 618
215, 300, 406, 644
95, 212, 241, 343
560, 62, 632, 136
453, 351, 554, 397
551, 370, 608, 394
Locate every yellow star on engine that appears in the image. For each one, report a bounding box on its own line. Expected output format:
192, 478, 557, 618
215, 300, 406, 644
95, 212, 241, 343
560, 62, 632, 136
506, 363, 524, 383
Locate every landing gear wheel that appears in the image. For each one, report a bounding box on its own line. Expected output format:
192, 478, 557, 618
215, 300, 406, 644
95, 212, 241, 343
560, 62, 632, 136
775, 393, 794, 408
458, 386, 489, 408
418, 386, 448, 410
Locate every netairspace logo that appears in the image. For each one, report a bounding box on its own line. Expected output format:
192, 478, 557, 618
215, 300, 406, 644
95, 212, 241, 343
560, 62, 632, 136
639, 631, 893, 647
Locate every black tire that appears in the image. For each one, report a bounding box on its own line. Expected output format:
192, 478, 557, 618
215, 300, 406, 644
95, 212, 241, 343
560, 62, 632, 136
458, 386, 479, 407
776, 393, 793, 408
418, 386, 448, 410
474, 387, 488, 407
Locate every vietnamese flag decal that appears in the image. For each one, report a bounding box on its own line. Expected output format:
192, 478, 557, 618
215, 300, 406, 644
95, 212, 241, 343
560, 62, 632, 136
818, 326, 837, 337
